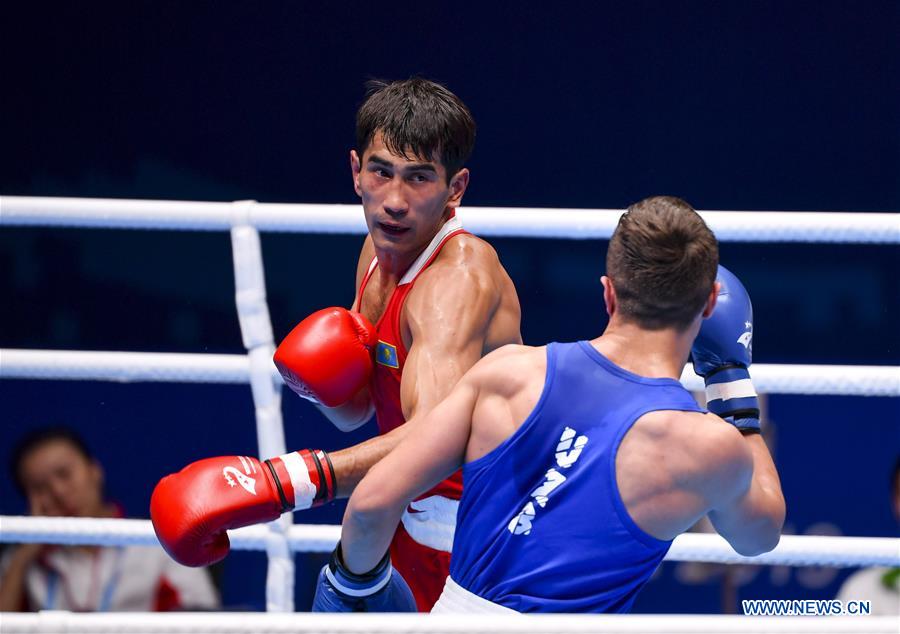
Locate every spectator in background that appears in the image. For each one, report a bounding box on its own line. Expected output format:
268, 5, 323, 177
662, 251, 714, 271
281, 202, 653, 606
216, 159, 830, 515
835, 456, 900, 615
0, 427, 219, 611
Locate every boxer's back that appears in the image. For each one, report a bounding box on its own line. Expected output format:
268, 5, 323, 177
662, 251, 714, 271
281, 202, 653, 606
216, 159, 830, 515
450, 340, 704, 613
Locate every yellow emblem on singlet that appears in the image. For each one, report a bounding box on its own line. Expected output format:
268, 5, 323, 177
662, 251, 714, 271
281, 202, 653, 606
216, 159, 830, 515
375, 340, 399, 369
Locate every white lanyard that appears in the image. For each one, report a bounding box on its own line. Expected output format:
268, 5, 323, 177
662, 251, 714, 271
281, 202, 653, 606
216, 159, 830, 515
43, 547, 125, 611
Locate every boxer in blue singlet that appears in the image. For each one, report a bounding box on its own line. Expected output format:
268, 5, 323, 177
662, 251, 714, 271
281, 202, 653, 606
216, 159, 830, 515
316, 195, 786, 613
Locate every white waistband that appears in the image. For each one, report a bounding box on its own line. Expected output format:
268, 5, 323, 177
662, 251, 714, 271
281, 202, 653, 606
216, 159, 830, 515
400, 495, 458, 553
431, 576, 519, 614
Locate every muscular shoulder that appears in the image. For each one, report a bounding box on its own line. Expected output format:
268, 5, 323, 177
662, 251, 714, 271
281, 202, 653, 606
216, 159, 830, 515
668, 411, 753, 501
434, 232, 503, 270
419, 233, 503, 291
405, 234, 504, 323
464, 344, 545, 396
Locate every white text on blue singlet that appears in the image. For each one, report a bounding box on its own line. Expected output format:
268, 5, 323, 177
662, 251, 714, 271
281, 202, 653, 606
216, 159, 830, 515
507, 426, 588, 536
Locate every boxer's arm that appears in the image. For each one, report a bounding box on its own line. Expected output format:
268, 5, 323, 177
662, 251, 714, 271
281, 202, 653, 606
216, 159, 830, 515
399, 254, 502, 419
340, 370, 480, 574
690, 265, 784, 553
329, 247, 506, 497
701, 424, 785, 556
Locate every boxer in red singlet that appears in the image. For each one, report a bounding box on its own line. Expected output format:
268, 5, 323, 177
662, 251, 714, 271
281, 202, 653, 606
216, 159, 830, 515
150, 78, 522, 611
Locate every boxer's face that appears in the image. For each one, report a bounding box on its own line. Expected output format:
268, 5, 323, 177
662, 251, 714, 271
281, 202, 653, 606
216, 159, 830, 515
351, 132, 468, 259
19, 440, 104, 518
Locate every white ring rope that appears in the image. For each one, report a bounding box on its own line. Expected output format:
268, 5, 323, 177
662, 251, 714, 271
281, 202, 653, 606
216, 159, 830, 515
2, 517, 897, 568
0, 349, 255, 383
1, 612, 896, 634
0, 517, 341, 554
2, 196, 899, 243
2, 349, 898, 397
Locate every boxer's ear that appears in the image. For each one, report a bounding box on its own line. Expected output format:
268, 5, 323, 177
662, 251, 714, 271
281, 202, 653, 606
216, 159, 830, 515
702, 281, 720, 318
350, 150, 362, 196
446, 168, 469, 209
601, 276, 616, 316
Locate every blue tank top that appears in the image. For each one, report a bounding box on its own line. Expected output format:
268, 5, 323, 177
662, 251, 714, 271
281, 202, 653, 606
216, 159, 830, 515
449, 341, 705, 613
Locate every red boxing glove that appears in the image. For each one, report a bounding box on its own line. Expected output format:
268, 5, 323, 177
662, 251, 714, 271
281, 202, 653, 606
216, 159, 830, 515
274, 307, 376, 407
151, 449, 336, 567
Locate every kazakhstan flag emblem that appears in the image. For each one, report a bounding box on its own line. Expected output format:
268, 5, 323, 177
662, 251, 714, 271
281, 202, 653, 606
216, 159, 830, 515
375, 340, 399, 369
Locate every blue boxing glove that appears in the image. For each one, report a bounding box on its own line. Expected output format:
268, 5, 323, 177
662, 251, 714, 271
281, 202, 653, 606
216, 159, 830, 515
312, 542, 416, 612
691, 265, 761, 434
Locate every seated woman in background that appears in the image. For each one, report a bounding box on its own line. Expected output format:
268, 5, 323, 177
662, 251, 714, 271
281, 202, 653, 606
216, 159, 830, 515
0, 427, 219, 612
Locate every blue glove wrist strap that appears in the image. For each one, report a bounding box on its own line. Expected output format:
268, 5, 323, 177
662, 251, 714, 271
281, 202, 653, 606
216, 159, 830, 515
733, 418, 763, 434
704, 366, 761, 433
325, 543, 392, 598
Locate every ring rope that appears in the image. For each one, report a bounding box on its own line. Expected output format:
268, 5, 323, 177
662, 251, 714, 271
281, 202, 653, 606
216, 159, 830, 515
1, 612, 896, 633
2, 196, 898, 243
2, 349, 898, 397
2, 516, 897, 568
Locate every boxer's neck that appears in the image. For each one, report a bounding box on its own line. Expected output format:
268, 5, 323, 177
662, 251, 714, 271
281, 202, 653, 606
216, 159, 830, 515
591, 320, 693, 380
371, 211, 454, 283
372, 247, 420, 284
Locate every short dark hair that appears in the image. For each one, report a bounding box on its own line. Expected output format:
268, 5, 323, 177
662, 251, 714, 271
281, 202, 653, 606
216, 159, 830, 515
355, 77, 476, 182
606, 196, 719, 330
10, 426, 94, 496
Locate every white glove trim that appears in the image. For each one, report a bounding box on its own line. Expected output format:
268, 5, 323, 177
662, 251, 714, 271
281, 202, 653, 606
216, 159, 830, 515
706, 378, 758, 402
280, 452, 316, 510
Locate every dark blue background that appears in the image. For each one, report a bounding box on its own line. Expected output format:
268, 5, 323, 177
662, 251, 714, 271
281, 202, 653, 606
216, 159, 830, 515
2, 1, 898, 613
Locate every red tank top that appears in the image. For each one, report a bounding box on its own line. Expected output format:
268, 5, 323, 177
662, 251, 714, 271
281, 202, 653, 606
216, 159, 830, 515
357, 215, 467, 501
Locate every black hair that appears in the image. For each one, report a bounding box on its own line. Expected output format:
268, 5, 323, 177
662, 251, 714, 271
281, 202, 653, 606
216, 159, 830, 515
10, 426, 95, 496
355, 77, 476, 183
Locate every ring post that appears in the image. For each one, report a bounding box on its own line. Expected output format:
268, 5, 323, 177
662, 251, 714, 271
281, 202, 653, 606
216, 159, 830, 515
230, 200, 293, 612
